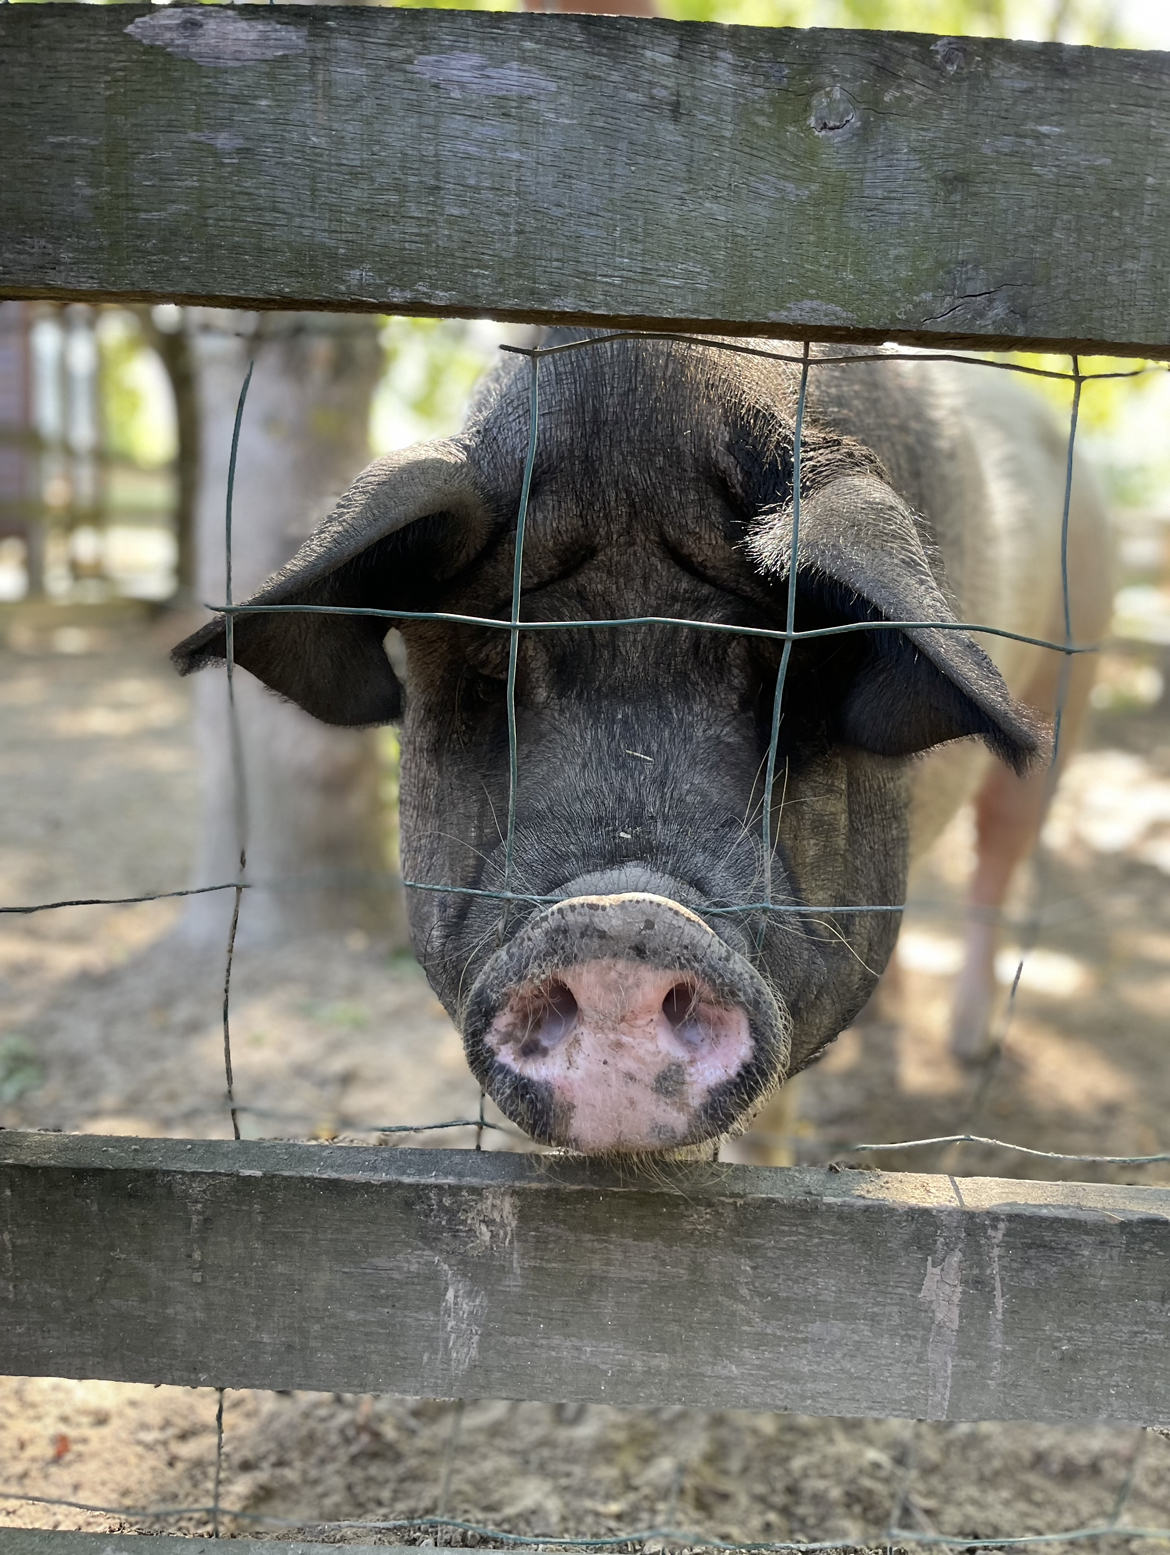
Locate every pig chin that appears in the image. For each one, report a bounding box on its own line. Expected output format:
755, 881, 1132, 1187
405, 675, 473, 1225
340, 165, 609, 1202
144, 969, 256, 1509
462, 893, 789, 1155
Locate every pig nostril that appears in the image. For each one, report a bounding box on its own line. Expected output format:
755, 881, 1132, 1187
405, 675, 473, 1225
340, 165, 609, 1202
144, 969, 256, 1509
545, 981, 578, 1037
662, 982, 706, 1045
520, 980, 578, 1051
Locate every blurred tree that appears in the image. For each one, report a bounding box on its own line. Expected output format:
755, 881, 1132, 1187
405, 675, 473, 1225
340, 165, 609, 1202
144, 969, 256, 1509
94, 307, 195, 602
179, 311, 394, 950
0, 303, 43, 598
138, 308, 199, 600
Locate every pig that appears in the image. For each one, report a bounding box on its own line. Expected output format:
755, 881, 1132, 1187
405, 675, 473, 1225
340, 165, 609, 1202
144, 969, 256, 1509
173, 333, 1110, 1156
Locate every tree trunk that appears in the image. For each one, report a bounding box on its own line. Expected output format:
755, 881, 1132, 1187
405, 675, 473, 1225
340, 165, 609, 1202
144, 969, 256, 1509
139, 308, 199, 603
0, 301, 44, 597
180, 310, 398, 949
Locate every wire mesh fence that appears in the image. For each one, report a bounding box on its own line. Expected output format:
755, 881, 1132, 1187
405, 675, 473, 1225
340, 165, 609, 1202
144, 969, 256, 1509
6, 331, 1169, 1166
5, 1413, 1170, 1551
3, 329, 1170, 1551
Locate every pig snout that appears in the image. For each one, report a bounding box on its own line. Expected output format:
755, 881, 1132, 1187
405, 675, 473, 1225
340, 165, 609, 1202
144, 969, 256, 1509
464, 893, 789, 1154
488, 961, 752, 1152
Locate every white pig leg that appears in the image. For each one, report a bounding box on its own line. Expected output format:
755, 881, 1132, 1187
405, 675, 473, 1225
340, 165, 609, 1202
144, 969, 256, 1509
949, 649, 1099, 1061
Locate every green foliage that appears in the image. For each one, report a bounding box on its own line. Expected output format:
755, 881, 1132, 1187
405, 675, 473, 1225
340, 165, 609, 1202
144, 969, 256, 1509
815, 0, 1121, 40
662, 0, 804, 24
370, 317, 501, 451
799, 0, 1116, 41
621, 0, 1128, 41
983, 354, 1170, 511
318, 0, 1137, 37
0, 1036, 42, 1107
830, 0, 1009, 27
297, 1000, 372, 1028
96, 309, 177, 470
18, 0, 1136, 32
1079, 364, 1170, 512
392, 0, 517, 9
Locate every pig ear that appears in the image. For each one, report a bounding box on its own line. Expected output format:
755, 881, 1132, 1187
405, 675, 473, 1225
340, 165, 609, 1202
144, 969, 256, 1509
172, 442, 493, 727
748, 475, 1047, 774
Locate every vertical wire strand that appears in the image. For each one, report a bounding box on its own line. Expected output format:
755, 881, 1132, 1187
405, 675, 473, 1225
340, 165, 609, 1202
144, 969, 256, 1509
1093, 1429, 1150, 1555
1108, 1429, 1149, 1528
435, 1396, 466, 1545
884, 1418, 922, 1542
502, 353, 540, 905
962, 354, 1083, 1128
1053, 353, 1083, 770
761, 340, 811, 905
221, 360, 254, 1143
212, 1387, 226, 1538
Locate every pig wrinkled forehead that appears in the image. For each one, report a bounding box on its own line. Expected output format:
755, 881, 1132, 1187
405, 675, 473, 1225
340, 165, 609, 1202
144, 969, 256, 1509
463, 335, 796, 502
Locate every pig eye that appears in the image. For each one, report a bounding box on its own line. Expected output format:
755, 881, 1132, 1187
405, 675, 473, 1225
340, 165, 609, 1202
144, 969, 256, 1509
462, 634, 510, 682
452, 664, 507, 740
467, 665, 505, 697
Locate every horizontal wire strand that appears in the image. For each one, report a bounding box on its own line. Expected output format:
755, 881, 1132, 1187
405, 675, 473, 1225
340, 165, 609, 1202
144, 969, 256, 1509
0, 882, 1113, 924
0, 882, 249, 916
230, 1104, 504, 1136
0, 876, 905, 918
498, 332, 1170, 382
206, 600, 1101, 658
834, 1133, 1170, 1166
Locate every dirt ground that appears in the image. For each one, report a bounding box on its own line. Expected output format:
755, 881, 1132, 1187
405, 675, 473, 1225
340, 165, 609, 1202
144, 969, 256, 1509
3, 605, 1170, 1550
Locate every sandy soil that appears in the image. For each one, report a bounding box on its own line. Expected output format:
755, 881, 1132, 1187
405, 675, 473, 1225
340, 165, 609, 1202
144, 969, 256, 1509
3, 607, 1170, 1549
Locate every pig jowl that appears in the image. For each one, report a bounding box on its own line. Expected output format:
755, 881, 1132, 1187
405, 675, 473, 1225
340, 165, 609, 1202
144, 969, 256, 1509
173, 335, 1047, 1155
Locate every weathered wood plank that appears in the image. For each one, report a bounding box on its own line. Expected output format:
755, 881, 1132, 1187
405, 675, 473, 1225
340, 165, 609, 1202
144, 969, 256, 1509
2, 1540, 425, 1555
2, 1132, 1169, 1425
2, 8, 1169, 355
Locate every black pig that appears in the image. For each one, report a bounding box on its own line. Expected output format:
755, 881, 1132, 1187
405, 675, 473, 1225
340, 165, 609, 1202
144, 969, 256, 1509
174, 335, 1107, 1154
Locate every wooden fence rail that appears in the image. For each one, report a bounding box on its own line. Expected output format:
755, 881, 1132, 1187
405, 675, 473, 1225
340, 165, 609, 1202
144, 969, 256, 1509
3, 1131, 1169, 1426
2, 6, 1170, 356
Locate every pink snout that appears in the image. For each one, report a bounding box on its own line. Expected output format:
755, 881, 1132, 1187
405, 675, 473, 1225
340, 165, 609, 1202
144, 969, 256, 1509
465, 893, 789, 1154
486, 959, 754, 1153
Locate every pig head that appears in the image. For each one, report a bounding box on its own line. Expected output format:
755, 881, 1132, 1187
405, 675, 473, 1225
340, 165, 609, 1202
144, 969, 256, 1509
173, 336, 1043, 1155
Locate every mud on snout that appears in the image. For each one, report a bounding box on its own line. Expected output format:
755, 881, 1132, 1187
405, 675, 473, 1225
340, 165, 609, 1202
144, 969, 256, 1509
463, 893, 790, 1154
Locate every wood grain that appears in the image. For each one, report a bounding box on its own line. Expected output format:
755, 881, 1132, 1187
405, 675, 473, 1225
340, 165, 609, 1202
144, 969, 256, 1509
3, 1538, 406, 1555
2, 1132, 1168, 1425
2, 7, 1169, 354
